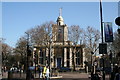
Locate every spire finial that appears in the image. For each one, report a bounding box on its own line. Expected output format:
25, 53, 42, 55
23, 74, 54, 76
59, 8, 62, 16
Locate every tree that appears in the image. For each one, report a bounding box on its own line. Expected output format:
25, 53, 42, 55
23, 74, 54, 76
14, 21, 55, 67
27, 21, 55, 46
15, 37, 27, 56
68, 25, 84, 45
14, 36, 28, 71
1, 39, 13, 70
84, 26, 100, 62
111, 32, 120, 64
68, 25, 84, 70
81, 26, 100, 72
26, 21, 55, 66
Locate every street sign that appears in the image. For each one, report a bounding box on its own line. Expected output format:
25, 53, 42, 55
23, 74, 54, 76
99, 43, 107, 54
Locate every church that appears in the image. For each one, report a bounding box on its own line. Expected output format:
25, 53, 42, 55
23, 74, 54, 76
33, 9, 85, 70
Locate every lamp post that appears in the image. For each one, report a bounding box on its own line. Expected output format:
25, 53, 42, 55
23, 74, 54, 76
100, 0, 105, 80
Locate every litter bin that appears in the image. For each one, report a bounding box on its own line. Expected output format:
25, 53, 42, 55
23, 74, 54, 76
8, 71, 13, 80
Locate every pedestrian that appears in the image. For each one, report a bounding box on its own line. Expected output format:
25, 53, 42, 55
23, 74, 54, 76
43, 66, 47, 79
39, 66, 43, 78
114, 67, 120, 80
46, 66, 50, 80
31, 72, 34, 80
111, 66, 118, 80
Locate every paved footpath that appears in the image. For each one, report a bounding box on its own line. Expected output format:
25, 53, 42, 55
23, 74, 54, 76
2, 72, 110, 80
59, 72, 89, 78
34, 72, 110, 80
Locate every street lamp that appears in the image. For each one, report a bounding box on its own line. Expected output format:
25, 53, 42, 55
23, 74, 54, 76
99, 0, 105, 80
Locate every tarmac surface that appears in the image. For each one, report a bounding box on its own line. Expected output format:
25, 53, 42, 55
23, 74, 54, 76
2, 72, 110, 80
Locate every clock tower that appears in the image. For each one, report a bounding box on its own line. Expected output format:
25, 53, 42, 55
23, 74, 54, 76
52, 8, 68, 42
52, 8, 69, 67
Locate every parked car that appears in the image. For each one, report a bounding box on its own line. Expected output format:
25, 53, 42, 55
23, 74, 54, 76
29, 66, 35, 70
10, 67, 19, 72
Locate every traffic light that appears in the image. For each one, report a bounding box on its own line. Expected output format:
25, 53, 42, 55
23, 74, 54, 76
117, 28, 120, 34
39, 50, 43, 64
33, 51, 38, 64
115, 17, 120, 26
27, 49, 32, 56
115, 17, 120, 34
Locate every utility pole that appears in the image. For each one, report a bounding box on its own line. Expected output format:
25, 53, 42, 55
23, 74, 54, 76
100, 0, 105, 80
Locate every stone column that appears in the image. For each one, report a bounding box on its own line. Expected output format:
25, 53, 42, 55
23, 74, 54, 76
64, 48, 67, 67
38, 49, 40, 65
82, 48, 86, 69
51, 48, 54, 68
46, 48, 49, 66
69, 48, 72, 68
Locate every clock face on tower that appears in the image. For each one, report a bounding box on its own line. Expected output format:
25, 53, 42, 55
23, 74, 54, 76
59, 29, 61, 33
58, 28, 63, 41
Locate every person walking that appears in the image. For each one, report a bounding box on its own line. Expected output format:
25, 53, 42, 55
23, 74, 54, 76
114, 67, 120, 80
31, 72, 34, 80
46, 66, 50, 80
39, 66, 43, 78
43, 66, 47, 79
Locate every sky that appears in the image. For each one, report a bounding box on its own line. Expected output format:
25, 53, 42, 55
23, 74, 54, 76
2, 2, 119, 48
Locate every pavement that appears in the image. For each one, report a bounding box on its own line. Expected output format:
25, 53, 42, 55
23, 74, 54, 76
1, 72, 110, 80
59, 72, 89, 78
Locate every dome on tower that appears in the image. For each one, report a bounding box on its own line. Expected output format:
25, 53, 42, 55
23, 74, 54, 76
56, 8, 64, 25
57, 16, 64, 22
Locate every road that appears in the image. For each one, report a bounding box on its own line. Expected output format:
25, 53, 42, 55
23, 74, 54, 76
33, 72, 91, 80
2, 72, 110, 80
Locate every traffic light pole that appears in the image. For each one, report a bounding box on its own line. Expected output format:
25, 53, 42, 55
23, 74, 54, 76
48, 40, 51, 77
100, 0, 105, 80
26, 32, 30, 80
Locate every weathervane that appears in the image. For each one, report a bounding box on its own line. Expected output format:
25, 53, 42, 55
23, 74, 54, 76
59, 7, 62, 16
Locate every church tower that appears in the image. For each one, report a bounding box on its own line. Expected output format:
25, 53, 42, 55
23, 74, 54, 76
52, 8, 69, 67
52, 8, 68, 42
